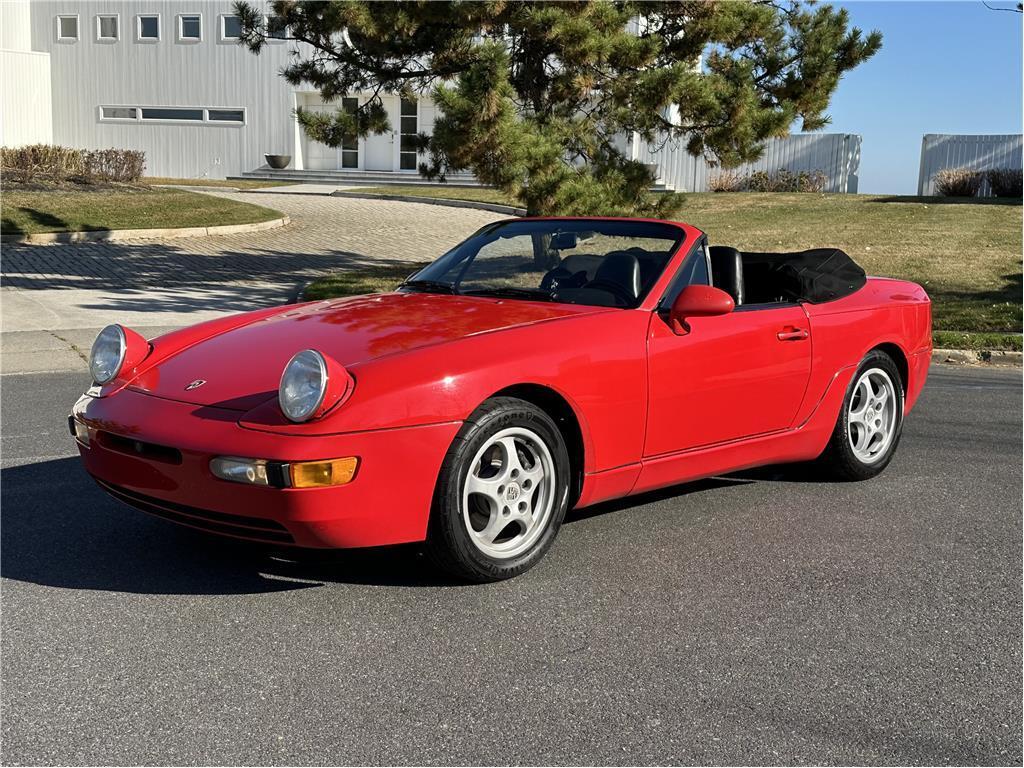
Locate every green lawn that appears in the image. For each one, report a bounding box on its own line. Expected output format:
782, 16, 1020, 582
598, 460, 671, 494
314, 189, 1021, 348
1, 189, 284, 235
145, 177, 293, 190
676, 194, 1022, 339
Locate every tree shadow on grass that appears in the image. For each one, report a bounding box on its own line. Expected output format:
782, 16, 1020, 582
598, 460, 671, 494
1, 207, 73, 235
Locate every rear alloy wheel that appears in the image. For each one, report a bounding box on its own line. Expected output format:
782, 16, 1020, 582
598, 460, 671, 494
818, 350, 904, 480
426, 397, 570, 582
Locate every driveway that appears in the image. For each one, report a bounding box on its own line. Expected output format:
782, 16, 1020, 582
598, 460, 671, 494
1, 193, 502, 371
1, 365, 1020, 765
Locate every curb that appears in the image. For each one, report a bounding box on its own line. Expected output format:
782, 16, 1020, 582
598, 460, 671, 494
151, 184, 243, 193
330, 190, 526, 217
932, 347, 1022, 367
1, 216, 290, 245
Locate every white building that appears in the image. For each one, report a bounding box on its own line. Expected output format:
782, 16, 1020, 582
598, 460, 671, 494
1, 0, 862, 191
1, 0, 439, 179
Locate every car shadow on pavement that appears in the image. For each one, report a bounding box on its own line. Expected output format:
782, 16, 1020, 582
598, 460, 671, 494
0, 457, 463, 594
2, 457, 808, 595
564, 476, 755, 524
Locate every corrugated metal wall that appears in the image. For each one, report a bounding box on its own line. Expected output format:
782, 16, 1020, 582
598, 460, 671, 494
30, 0, 301, 179
917, 134, 1023, 196
0, 50, 53, 147
635, 133, 862, 193
1, 0, 53, 147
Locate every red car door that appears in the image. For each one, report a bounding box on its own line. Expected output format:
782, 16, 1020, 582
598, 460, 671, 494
643, 305, 813, 457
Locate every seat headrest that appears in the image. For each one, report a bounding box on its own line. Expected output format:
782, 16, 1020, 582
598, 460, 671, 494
594, 251, 641, 300
709, 245, 745, 306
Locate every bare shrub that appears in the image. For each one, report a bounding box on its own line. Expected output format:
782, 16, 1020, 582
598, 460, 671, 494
1, 144, 83, 184
933, 167, 983, 197
706, 167, 829, 193
796, 169, 826, 193
1, 144, 145, 185
747, 170, 773, 192
986, 168, 1022, 198
709, 169, 745, 193
82, 148, 146, 182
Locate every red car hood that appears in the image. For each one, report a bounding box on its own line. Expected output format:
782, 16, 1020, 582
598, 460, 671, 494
129, 293, 606, 409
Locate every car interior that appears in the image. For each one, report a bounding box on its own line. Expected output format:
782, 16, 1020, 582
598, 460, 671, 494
540, 247, 674, 306
541, 244, 866, 308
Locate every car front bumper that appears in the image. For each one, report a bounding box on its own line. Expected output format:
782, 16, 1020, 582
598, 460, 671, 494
71, 389, 461, 549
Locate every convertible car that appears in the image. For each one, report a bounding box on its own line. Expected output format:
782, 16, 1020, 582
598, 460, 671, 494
70, 217, 931, 581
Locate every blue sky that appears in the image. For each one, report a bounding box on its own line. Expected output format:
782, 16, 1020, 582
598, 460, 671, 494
823, 1, 1022, 194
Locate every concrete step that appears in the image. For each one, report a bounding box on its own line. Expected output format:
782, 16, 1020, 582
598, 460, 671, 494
234, 167, 483, 187
234, 169, 675, 194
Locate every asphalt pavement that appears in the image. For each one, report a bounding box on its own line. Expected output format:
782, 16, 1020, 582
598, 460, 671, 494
1, 365, 1021, 765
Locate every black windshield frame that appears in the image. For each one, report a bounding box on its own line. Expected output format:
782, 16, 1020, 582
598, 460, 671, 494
403, 219, 688, 309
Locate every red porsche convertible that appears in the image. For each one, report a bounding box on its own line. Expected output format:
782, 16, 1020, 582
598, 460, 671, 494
70, 217, 931, 581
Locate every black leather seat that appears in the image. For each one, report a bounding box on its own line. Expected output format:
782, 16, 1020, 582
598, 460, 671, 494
586, 251, 642, 302
709, 246, 745, 306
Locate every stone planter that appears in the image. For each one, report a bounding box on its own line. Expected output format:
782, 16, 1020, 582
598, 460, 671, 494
265, 154, 291, 170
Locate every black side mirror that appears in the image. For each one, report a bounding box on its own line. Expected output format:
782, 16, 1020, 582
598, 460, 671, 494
550, 232, 578, 251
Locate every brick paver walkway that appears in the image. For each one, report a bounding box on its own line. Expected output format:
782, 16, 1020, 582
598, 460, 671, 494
0, 192, 504, 370
2, 192, 504, 293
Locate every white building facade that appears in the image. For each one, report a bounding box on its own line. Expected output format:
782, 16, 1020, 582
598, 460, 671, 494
3, 0, 861, 191
3, 0, 439, 179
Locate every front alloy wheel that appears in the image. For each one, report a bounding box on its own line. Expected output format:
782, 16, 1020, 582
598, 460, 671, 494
463, 427, 557, 560
427, 397, 570, 582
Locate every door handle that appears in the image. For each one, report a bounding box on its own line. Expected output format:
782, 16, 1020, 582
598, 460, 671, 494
777, 327, 809, 341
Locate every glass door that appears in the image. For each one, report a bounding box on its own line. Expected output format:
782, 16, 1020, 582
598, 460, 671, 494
340, 97, 358, 169
399, 98, 418, 170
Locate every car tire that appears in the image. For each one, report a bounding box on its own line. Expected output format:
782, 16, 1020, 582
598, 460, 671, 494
817, 350, 904, 481
425, 396, 571, 582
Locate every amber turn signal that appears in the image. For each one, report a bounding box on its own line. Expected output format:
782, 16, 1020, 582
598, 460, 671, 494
288, 457, 359, 488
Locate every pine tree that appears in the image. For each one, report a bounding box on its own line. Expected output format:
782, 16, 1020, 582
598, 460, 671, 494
236, 1, 881, 216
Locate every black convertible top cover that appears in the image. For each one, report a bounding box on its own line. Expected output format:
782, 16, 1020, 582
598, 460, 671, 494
740, 248, 866, 304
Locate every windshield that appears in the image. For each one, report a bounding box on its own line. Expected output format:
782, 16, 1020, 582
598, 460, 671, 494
402, 219, 686, 308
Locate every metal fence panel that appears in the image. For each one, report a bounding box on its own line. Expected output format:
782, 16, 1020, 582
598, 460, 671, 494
634, 133, 862, 193
917, 134, 1023, 196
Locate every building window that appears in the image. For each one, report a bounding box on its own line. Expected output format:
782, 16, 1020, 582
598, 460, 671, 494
399, 97, 418, 171
265, 14, 289, 39
96, 15, 119, 41
341, 98, 358, 169
220, 15, 242, 40
207, 109, 245, 123
100, 105, 245, 125
101, 106, 138, 120
141, 107, 205, 121
178, 14, 201, 41
137, 15, 159, 41
56, 15, 79, 41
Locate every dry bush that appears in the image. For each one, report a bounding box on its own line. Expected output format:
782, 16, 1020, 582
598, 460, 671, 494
986, 168, 1022, 198
1, 144, 83, 183
82, 149, 146, 182
1, 144, 145, 185
933, 167, 983, 197
746, 170, 773, 192
796, 169, 826, 193
709, 169, 745, 193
